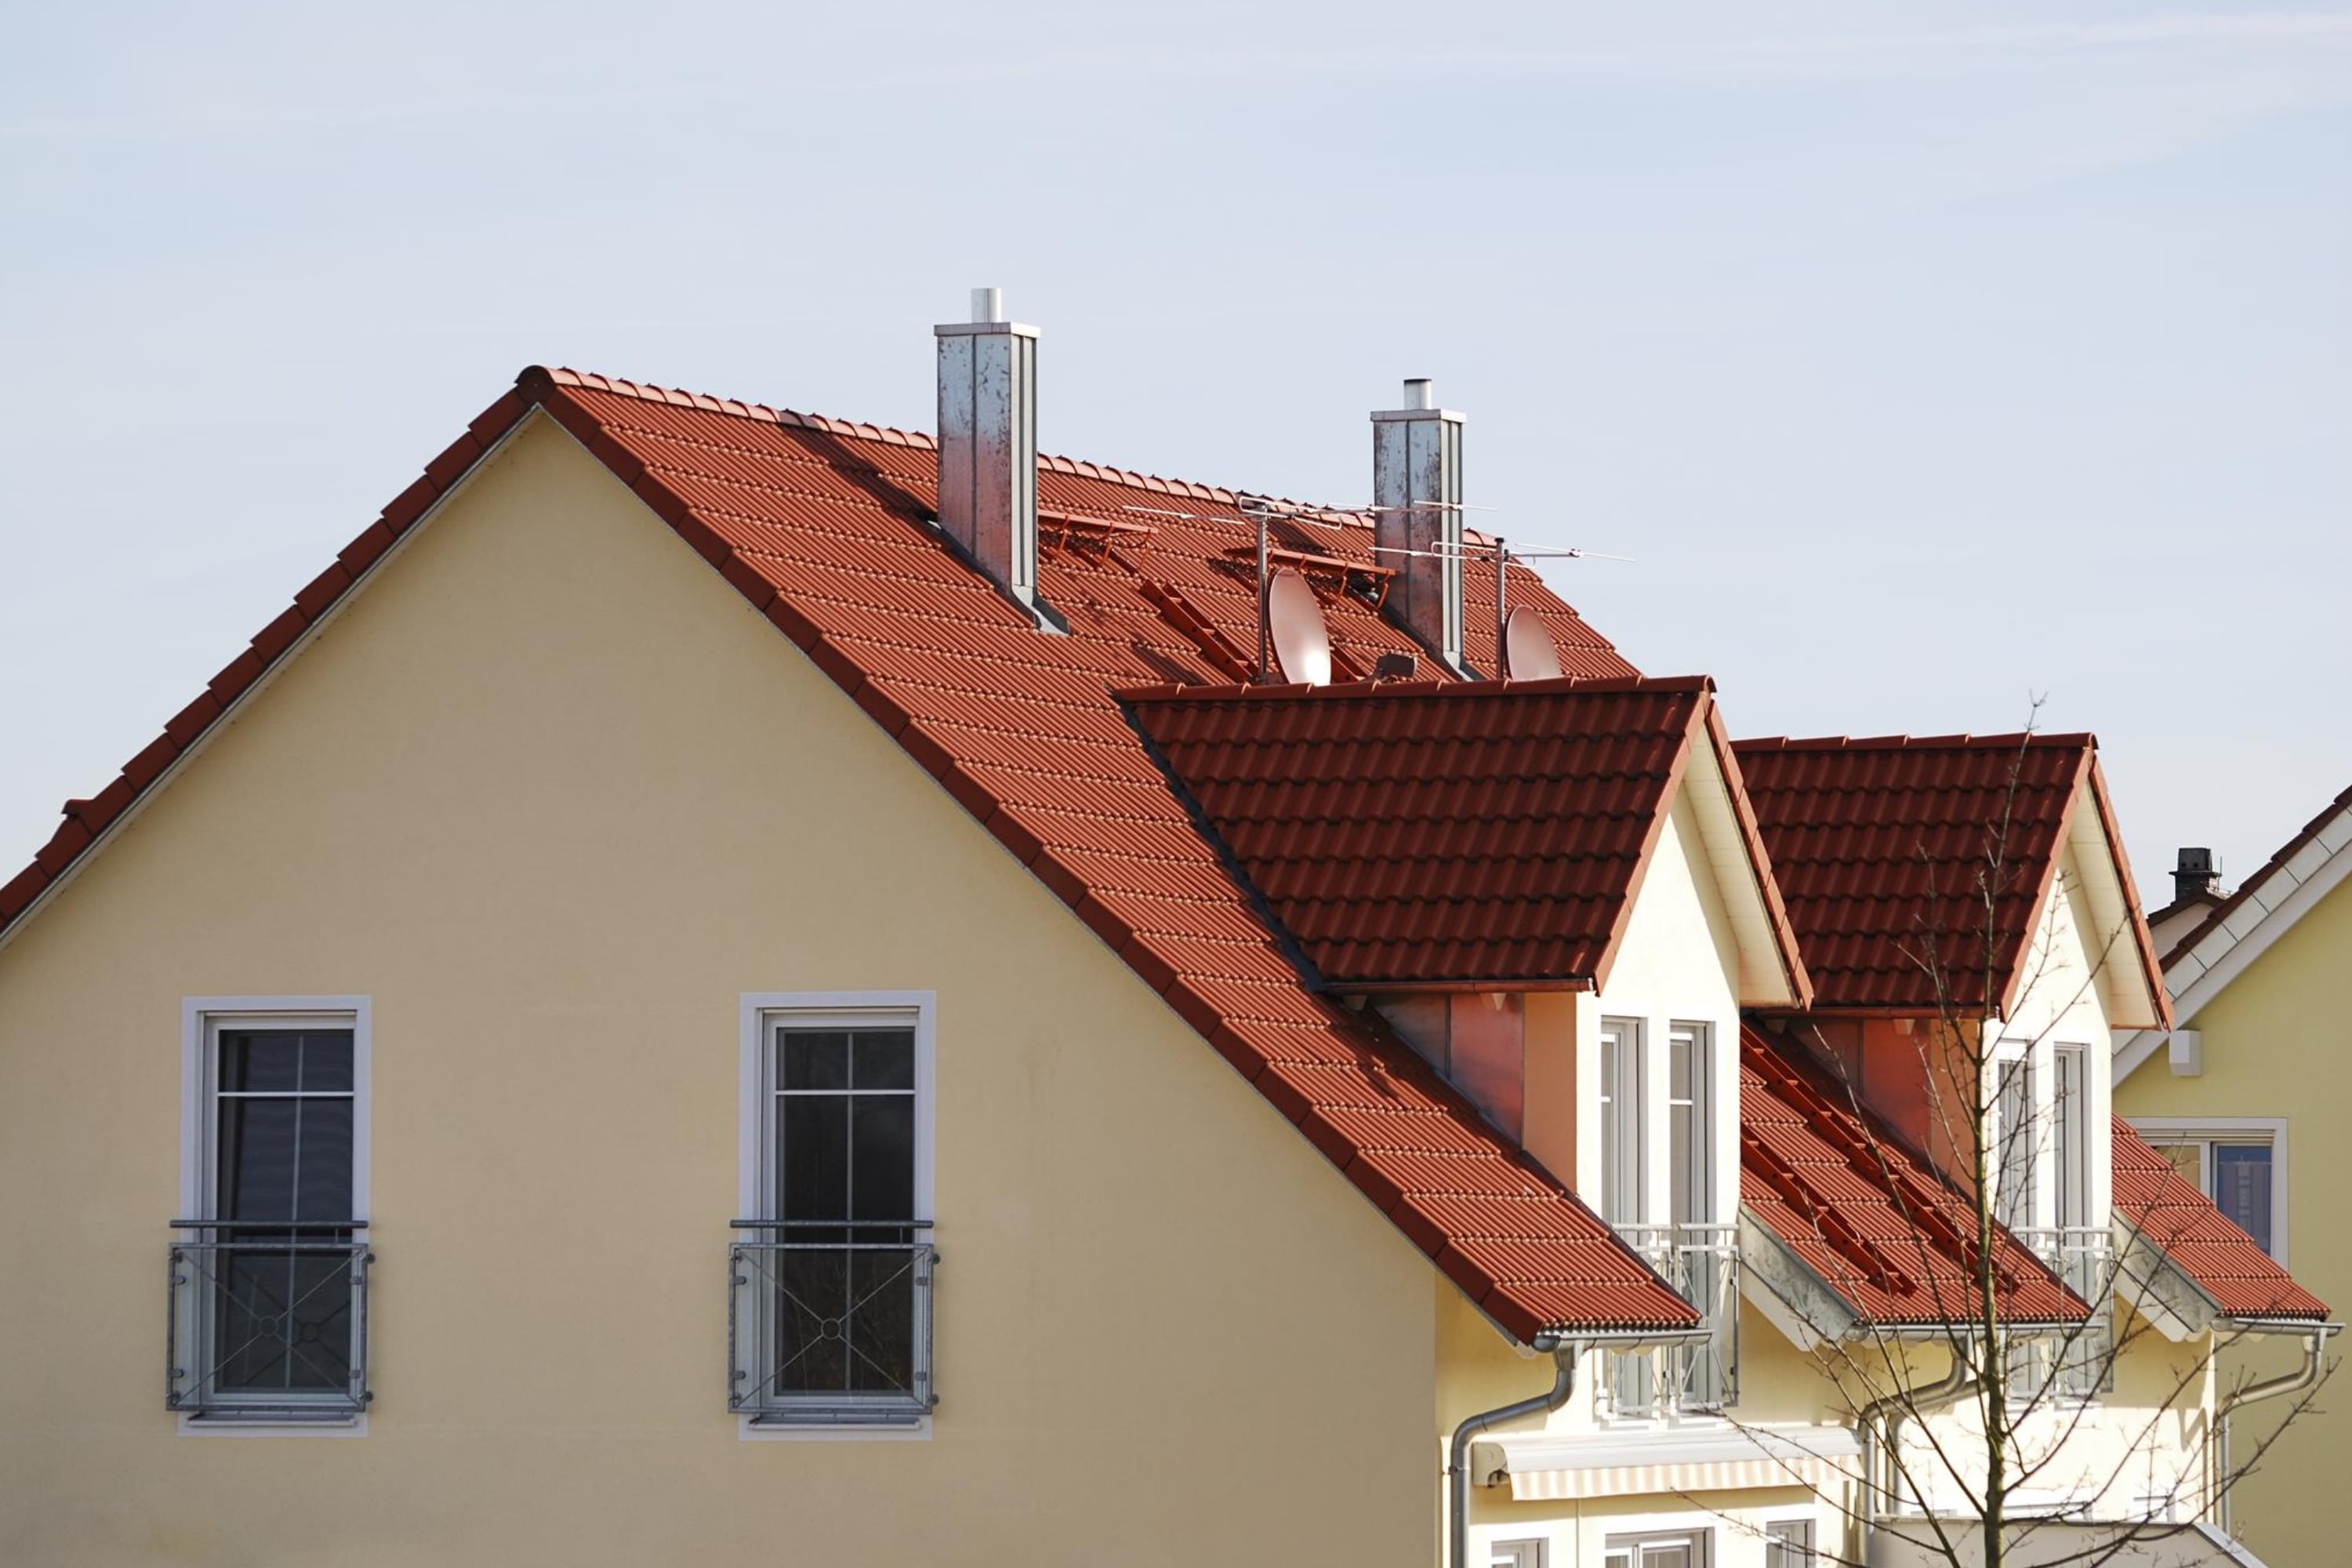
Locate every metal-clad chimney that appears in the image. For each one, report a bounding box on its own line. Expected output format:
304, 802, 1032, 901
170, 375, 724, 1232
1372, 379, 1467, 671
935, 287, 1040, 608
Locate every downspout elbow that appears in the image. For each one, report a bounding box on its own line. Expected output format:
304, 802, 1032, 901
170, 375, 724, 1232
1447, 1336, 1577, 1568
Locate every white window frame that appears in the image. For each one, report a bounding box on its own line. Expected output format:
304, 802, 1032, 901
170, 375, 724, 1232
1490, 1538, 1548, 1568
2053, 1044, 2089, 1231
176, 996, 372, 1439
1991, 1040, 2037, 1230
1599, 1017, 1647, 1227
1602, 1526, 1712, 1567
2127, 1116, 2290, 1264
1668, 1020, 1712, 1229
736, 991, 937, 1441
1763, 1516, 1817, 1568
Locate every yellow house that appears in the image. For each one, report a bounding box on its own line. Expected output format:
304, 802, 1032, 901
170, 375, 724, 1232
2114, 797, 2352, 1566
0, 294, 2321, 1567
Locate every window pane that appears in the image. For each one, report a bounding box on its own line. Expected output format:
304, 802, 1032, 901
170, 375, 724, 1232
299, 1031, 354, 1093
780, 1097, 850, 1222
217, 1098, 299, 1221
1767, 1519, 1816, 1568
782, 1031, 850, 1091
2214, 1145, 2273, 1254
853, 1029, 915, 1091
219, 1031, 302, 1094
2154, 1142, 2202, 1189
1996, 1057, 2034, 1227
851, 1096, 916, 1221
1670, 1100, 1691, 1229
2053, 1048, 2085, 1228
296, 1100, 354, 1221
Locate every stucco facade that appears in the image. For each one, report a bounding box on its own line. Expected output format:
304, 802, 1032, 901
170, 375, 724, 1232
2114, 845, 2352, 1566
0, 416, 1443, 1566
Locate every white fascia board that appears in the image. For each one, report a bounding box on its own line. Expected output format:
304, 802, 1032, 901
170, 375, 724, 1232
1680, 732, 1798, 1008
2165, 811, 2352, 1030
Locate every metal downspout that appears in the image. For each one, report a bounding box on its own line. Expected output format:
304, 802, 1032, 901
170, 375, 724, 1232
2214, 1322, 2339, 1536
1853, 1342, 1978, 1566
1448, 1335, 1574, 1568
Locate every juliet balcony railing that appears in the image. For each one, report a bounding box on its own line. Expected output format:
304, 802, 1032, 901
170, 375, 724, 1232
2010, 1225, 2115, 1399
1608, 1222, 1740, 1417
167, 1221, 372, 1420
728, 1221, 938, 1426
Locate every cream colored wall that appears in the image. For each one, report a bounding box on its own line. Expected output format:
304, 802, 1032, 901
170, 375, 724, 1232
1573, 790, 1744, 1238
2114, 864, 2352, 1564
0, 414, 1441, 1567
1436, 798, 1827, 1562
1887, 1321, 2212, 1523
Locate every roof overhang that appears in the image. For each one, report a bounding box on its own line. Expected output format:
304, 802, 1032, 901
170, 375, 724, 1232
2118, 792, 2352, 1084
1681, 703, 1814, 1010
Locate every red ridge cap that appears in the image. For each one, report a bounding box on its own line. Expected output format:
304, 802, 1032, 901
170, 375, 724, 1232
1122, 673, 1716, 703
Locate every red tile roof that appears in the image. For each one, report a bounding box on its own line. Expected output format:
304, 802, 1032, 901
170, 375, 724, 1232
0, 366, 1694, 1340
1739, 1023, 2088, 1327
1731, 735, 2165, 1021
2111, 1119, 2326, 1321
1126, 677, 1807, 996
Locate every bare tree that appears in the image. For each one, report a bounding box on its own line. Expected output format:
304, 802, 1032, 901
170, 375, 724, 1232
1703, 709, 2332, 1568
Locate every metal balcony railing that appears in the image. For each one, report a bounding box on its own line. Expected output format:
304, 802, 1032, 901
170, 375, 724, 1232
1608, 1222, 1740, 1417
2009, 1225, 2114, 1399
167, 1221, 372, 1419
728, 1221, 937, 1425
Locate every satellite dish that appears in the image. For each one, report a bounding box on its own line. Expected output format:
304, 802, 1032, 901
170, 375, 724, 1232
1503, 604, 1564, 681
1266, 568, 1333, 686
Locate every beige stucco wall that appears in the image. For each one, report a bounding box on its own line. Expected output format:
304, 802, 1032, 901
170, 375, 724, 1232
0, 413, 1442, 1566
2114, 865, 2352, 1564
1435, 797, 1837, 1566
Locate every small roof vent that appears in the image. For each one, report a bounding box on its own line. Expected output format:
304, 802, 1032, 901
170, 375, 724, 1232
1502, 604, 1564, 681
1267, 568, 1333, 686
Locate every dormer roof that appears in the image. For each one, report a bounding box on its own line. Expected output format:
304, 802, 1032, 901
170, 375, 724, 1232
1125, 677, 1809, 1004
1731, 733, 2168, 1027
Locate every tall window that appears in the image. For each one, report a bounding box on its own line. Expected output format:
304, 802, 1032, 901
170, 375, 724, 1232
1599, 1018, 1645, 1226
2053, 1046, 2089, 1230
1994, 1049, 2036, 1229
1668, 1022, 1710, 1230
733, 999, 935, 1428
171, 1004, 370, 1421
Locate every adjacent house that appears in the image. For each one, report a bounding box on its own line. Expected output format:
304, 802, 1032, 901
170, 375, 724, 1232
1730, 735, 2328, 1565
0, 293, 2325, 1567
2114, 793, 2352, 1566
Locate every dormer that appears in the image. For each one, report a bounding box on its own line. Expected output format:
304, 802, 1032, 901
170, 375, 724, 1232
1733, 731, 2172, 1373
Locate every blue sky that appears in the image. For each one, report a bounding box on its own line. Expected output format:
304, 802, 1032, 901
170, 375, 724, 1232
2, 2, 2347, 902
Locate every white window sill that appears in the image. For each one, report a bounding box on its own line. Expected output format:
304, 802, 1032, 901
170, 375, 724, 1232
178, 1411, 368, 1439
739, 1413, 931, 1443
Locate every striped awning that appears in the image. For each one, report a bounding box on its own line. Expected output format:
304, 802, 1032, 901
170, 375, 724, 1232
1469, 1425, 1861, 1503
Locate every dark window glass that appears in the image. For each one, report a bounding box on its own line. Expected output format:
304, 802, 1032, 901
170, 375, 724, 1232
209, 1027, 356, 1396
2214, 1144, 2273, 1254
852, 1097, 915, 1221
782, 1032, 850, 1091
768, 1023, 920, 1403
780, 1097, 851, 1224
219, 1032, 302, 1094
854, 1029, 915, 1091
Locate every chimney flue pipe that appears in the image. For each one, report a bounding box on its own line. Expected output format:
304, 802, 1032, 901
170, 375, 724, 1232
935, 287, 1040, 609
1372, 378, 1467, 672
